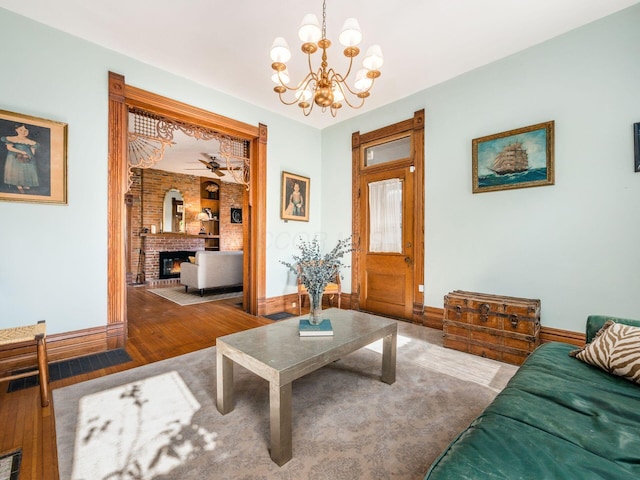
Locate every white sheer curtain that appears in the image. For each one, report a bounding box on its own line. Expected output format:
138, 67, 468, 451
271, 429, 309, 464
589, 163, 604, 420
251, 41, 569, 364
368, 178, 402, 253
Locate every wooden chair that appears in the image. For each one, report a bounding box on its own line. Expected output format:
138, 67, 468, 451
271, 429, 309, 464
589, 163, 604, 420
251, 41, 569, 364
0, 320, 50, 407
297, 269, 342, 315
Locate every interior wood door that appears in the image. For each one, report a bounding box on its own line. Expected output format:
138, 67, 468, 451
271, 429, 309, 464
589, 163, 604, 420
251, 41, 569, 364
351, 110, 424, 323
358, 166, 415, 319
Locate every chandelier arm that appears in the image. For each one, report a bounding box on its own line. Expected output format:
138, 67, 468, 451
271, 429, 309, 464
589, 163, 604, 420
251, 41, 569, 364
337, 91, 367, 110
277, 92, 309, 106
277, 71, 316, 93
274, 68, 310, 93
302, 99, 315, 116
331, 72, 362, 96
294, 71, 317, 93
278, 73, 315, 106
328, 75, 370, 110
276, 72, 317, 106
326, 54, 355, 87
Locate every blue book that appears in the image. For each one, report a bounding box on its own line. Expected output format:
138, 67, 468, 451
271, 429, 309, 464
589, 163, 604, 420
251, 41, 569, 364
299, 319, 334, 336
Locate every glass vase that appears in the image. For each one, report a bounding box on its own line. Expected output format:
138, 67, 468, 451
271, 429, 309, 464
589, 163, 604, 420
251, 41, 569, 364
308, 292, 323, 325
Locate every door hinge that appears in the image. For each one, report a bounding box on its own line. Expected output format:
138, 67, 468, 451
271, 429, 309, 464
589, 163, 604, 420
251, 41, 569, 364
410, 165, 415, 173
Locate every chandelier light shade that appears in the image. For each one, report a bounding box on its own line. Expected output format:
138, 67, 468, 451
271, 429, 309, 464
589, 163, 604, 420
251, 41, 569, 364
270, 0, 383, 117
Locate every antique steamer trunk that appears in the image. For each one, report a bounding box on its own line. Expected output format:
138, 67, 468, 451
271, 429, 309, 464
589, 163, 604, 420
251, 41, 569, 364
443, 290, 541, 365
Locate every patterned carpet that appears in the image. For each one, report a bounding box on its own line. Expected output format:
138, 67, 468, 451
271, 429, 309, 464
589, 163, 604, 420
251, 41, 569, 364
148, 286, 242, 306
54, 321, 517, 480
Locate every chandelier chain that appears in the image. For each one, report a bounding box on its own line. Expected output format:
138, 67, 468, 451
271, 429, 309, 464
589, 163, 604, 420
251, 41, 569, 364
322, 0, 327, 40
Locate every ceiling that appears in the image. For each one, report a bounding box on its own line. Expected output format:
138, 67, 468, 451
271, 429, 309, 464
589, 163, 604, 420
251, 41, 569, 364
1, 0, 637, 177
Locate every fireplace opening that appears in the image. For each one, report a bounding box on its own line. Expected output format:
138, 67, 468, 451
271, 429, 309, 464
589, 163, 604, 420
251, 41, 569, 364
159, 251, 196, 279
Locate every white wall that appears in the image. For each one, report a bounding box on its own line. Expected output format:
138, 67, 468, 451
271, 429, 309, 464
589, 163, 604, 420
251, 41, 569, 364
0, 8, 320, 334
322, 4, 640, 332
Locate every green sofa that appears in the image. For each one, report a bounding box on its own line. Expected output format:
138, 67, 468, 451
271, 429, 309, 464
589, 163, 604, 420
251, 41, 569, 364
424, 315, 640, 480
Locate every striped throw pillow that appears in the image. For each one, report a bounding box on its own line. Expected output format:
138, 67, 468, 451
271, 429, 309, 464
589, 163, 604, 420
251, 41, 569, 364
570, 320, 640, 384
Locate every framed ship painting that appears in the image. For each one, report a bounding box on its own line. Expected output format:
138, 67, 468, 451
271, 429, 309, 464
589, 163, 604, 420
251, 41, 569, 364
472, 121, 554, 194
281, 171, 309, 221
0, 109, 68, 204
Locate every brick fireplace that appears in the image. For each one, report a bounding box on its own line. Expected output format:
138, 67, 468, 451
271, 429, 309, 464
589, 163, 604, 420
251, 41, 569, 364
159, 250, 195, 279
142, 234, 205, 283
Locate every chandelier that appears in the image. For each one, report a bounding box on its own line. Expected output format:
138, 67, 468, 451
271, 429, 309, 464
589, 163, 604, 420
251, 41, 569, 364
270, 0, 383, 117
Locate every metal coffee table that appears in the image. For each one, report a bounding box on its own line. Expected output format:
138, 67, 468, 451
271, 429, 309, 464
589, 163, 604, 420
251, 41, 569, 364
215, 308, 397, 465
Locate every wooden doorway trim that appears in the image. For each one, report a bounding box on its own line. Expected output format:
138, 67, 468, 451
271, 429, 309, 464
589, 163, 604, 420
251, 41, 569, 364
107, 72, 267, 346
351, 109, 425, 323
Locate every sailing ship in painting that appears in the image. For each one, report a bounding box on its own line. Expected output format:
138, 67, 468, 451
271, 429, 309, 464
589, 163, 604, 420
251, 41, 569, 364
474, 121, 553, 192
489, 142, 528, 175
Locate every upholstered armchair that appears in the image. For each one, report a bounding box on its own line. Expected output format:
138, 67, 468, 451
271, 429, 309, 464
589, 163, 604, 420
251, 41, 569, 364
180, 250, 243, 296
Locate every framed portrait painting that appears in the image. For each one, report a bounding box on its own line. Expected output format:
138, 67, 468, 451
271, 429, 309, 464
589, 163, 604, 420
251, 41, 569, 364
0, 109, 67, 204
231, 207, 242, 224
281, 171, 309, 221
472, 121, 554, 194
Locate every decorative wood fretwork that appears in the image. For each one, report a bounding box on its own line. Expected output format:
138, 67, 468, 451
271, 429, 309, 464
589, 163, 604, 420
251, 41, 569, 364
127, 108, 251, 190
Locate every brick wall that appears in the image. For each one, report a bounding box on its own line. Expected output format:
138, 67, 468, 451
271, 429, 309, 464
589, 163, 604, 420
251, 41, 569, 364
220, 182, 244, 250
141, 168, 201, 235
127, 168, 245, 283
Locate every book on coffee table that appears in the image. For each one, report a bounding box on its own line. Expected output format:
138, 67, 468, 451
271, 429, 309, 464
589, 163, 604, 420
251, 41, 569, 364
299, 319, 334, 336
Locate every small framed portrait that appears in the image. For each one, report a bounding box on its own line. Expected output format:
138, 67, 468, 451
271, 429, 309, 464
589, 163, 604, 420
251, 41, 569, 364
472, 121, 554, 194
231, 207, 242, 224
281, 171, 310, 222
0, 109, 68, 204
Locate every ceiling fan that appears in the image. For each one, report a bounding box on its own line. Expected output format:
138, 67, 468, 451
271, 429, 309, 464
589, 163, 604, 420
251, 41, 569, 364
185, 153, 227, 177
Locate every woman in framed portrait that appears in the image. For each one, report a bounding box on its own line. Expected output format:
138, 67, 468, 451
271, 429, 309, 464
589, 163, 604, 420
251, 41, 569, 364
2, 124, 39, 194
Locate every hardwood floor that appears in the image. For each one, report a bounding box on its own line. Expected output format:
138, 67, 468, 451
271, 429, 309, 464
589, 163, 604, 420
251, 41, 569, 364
0, 285, 272, 480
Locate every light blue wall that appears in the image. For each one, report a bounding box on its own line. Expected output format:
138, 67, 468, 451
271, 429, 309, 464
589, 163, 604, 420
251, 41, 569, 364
0, 8, 321, 334
322, 4, 640, 332
2, 5, 639, 335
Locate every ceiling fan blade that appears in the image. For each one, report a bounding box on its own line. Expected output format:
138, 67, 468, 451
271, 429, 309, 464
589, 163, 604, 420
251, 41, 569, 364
198, 159, 211, 167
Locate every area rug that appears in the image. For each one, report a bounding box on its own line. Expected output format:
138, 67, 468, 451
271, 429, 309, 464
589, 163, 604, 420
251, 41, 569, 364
148, 286, 243, 306
54, 322, 518, 480
0, 450, 20, 480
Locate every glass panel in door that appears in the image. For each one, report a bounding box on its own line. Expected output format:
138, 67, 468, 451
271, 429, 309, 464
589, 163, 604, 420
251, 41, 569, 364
364, 136, 411, 166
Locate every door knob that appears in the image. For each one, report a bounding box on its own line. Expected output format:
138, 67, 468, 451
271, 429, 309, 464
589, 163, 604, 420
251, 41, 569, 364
404, 256, 412, 265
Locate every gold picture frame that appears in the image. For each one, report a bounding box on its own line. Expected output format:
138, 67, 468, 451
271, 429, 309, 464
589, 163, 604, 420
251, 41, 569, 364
472, 121, 554, 194
281, 171, 309, 222
0, 109, 68, 204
